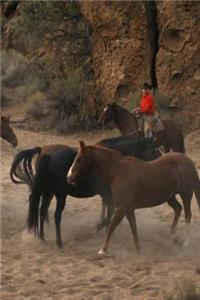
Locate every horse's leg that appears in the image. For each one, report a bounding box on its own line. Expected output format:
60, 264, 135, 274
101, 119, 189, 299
126, 211, 140, 252
54, 193, 66, 248
100, 199, 106, 223
39, 188, 53, 241
180, 192, 192, 247
97, 196, 114, 232
167, 197, 182, 235
98, 207, 124, 255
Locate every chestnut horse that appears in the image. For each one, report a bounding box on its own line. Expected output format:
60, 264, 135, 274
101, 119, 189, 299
67, 141, 200, 255
11, 135, 159, 247
98, 103, 185, 153
1, 115, 18, 147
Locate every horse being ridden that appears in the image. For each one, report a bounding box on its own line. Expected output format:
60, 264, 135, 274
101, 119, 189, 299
11, 135, 159, 247
67, 141, 200, 255
98, 103, 185, 153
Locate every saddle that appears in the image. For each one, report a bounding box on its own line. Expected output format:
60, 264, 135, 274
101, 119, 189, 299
135, 112, 165, 133
152, 119, 165, 133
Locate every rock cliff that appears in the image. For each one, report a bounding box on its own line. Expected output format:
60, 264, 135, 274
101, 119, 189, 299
1, 1, 200, 132
80, 0, 200, 132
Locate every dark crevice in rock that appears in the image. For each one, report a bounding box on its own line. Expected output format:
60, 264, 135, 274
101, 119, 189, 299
144, 0, 159, 91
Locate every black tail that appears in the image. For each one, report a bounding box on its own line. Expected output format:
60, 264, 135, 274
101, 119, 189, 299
27, 154, 50, 235
194, 168, 200, 210
10, 147, 41, 189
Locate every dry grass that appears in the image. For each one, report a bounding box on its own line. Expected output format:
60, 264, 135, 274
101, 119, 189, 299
163, 278, 200, 300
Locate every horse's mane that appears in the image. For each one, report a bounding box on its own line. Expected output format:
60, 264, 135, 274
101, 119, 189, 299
97, 134, 138, 146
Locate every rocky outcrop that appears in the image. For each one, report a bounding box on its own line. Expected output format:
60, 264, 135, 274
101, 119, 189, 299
80, 0, 200, 132
1, 1, 200, 132
156, 1, 200, 132
80, 1, 151, 103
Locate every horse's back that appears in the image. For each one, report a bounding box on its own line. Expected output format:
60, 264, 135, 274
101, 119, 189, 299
98, 135, 158, 160
161, 119, 185, 152
41, 144, 76, 155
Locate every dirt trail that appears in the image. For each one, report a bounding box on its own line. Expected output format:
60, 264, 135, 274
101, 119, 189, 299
1, 128, 200, 300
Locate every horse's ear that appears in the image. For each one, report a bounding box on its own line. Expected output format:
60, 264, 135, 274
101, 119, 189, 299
79, 140, 86, 152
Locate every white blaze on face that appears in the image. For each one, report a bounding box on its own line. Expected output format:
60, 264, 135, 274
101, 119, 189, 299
67, 164, 73, 180
104, 106, 108, 113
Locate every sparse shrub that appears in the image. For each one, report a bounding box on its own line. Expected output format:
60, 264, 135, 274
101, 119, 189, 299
47, 71, 95, 133
163, 278, 200, 300
2, 1, 94, 133
1, 49, 28, 88
12, 1, 81, 52
26, 92, 47, 119
48, 70, 88, 113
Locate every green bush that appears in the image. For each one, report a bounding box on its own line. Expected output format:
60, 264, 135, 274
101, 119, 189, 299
12, 1, 81, 52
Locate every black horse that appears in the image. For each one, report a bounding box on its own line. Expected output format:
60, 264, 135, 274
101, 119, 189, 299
11, 135, 159, 247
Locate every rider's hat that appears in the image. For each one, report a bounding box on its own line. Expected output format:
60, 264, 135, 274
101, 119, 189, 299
142, 82, 152, 90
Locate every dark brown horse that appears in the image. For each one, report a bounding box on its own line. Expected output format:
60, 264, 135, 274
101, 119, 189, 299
11, 135, 159, 247
1, 115, 18, 147
67, 141, 200, 255
98, 103, 185, 153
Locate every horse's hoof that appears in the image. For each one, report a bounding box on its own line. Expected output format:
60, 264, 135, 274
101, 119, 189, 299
98, 249, 106, 256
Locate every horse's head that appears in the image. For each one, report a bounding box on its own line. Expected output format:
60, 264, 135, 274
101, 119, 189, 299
97, 103, 116, 125
0, 115, 18, 147
67, 140, 91, 185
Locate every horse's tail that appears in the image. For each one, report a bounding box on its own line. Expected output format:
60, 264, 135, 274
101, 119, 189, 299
194, 168, 200, 210
10, 147, 42, 189
179, 133, 185, 153
27, 154, 50, 235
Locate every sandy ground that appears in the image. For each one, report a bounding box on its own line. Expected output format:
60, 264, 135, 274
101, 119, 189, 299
1, 128, 200, 300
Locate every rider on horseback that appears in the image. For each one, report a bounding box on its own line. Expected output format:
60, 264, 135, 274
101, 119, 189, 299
132, 83, 159, 138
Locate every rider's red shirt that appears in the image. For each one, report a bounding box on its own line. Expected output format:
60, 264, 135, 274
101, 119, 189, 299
140, 93, 155, 114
